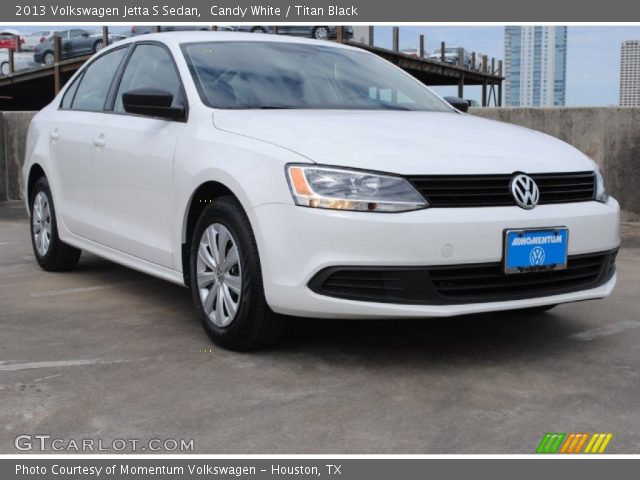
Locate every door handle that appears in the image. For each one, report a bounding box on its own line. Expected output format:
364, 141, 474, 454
49, 129, 59, 141
93, 133, 106, 147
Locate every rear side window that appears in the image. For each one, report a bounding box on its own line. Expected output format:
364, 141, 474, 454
60, 73, 83, 109
114, 44, 184, 113
72, 47, 127, 112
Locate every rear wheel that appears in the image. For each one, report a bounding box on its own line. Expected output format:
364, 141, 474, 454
251, 27, 267, 34
93, 40, 104, 52
29, 176, 81, 271
0, 61, 9, 76
189, 196, 285, 351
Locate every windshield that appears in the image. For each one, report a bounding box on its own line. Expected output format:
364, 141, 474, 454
182, 41, 453, 112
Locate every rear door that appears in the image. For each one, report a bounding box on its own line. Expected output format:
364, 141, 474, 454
69, 29, 93, 56
92, 42, 187, 267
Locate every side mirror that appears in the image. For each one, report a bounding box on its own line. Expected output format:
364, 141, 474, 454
443, 96, 469, 113
122, 88, 185, 120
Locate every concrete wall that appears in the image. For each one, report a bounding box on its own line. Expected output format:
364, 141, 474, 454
1, 108, 638, 214
3, 112, 36, 200
470, 107, 640, 214
0, 111, 36, 201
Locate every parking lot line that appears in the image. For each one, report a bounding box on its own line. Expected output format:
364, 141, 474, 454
29, 283, 134, 298
0, 359, 129, 372
568, 320, 640, 341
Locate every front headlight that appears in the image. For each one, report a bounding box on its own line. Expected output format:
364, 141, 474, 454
286, 165, 428, 213
595, 167, 609, 203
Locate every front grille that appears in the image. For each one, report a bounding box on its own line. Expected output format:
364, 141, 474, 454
407, 172, 596, 207
309, 249, 617, 305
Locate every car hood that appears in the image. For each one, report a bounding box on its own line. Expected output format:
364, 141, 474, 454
212, 110, 595, 175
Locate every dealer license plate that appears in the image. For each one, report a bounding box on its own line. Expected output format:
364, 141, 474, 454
504, 228, 568, 274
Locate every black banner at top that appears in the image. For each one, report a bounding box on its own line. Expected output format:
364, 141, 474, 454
5, 0, 640, 22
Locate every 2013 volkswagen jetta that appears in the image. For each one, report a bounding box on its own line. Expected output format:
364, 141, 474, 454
23, 32, 619, 350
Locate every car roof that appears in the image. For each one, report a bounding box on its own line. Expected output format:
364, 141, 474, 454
113, 31, 355, 50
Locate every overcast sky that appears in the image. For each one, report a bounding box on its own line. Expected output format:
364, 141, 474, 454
3, 25, 639, 106
375, 26, 640, 106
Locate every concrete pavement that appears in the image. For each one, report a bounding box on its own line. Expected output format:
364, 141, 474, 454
1, 201, 639, 454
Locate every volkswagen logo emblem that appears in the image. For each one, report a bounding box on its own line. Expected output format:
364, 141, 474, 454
529, 246, 546, 266
511, 174, 540, 209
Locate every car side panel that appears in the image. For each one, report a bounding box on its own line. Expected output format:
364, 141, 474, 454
171, 113, 309, 274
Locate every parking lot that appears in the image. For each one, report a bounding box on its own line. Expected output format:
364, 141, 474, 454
1, 200, 639, 454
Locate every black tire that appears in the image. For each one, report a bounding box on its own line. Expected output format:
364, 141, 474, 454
29, 176, 81, 271
189, 196, 285, 351
312, 26, 330, 40
0, 61, 9, 76
251, 27, 266, 34
43, 51, 55, 66
93, 40, 104, 53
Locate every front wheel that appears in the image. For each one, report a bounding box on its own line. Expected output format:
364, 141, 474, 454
30, 176, 81, 271
189, 196, 285, 351
93, 40, 104, 52
313, 26, 330, 40
43, 51, 55, 66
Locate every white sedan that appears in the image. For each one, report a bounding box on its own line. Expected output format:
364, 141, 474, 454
23, 32, 619, 350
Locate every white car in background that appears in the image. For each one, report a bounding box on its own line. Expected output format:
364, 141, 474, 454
22, 30, 55, 51
23, 32, 619, 350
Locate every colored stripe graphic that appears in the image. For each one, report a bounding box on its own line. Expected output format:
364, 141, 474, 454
560, 433, 589, 453
537, 433, 566, 453
537, 433, 613, 454
584, 433, 613, 454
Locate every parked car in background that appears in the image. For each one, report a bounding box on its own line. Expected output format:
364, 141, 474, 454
130, 26, 236, 36
33, 29, 105, 65
0, 30, 24, 52
474, 53, 488, 71
0, 50, 34, 76
428, 47, 472, 69
234, 26, 353, 40
400, 48, 422, 58
23, 30, 55, 52
89, 32, 128, 52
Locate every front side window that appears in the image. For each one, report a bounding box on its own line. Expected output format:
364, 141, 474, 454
182, 41, 453, 112
71, 47, 127, 112
114, 44, 184, 113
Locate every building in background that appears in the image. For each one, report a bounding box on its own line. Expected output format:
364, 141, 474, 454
504, 26, 567, 107
620, 40, 640, 106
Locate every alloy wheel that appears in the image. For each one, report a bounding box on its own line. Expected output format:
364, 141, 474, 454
32, 191, 52, 257
196, 223, 242, 327
314, 27, 329, 40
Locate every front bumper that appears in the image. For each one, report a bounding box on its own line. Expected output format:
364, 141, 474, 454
251, 198, 620, 318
